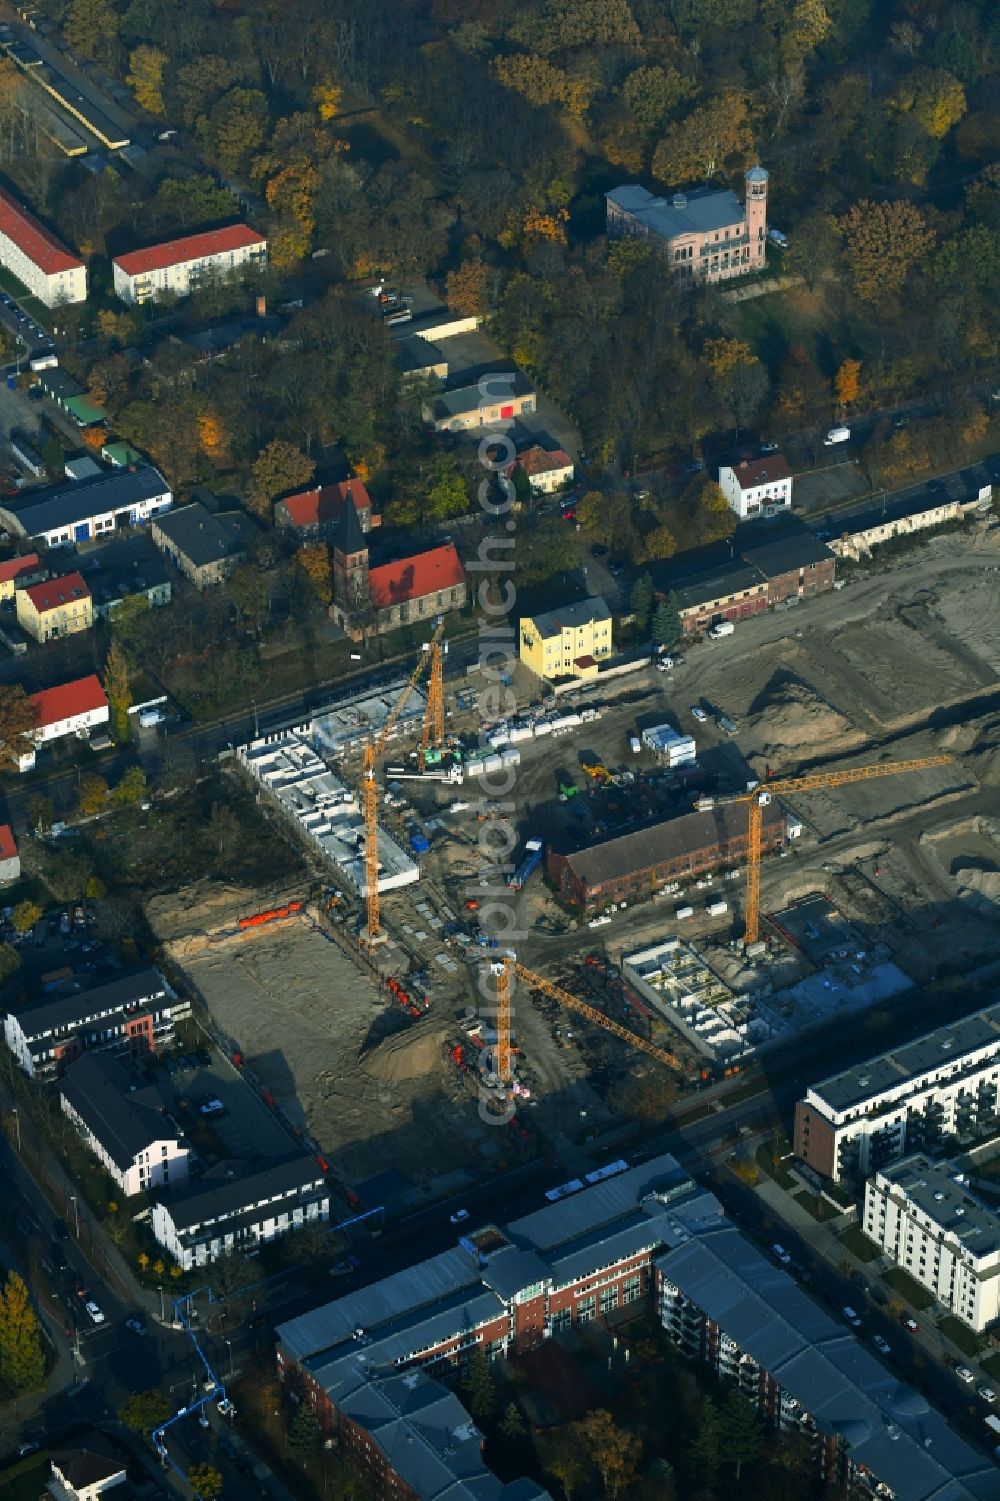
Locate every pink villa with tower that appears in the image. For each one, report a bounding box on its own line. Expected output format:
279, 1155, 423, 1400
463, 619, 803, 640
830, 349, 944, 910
606, 165, 769, 285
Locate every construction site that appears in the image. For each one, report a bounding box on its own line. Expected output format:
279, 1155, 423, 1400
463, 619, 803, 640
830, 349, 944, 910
144, 521, 1000, 1203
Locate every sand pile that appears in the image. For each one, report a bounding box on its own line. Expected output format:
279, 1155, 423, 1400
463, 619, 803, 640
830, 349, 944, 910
745, 677, 859, 760
361, 1022, 450, 1084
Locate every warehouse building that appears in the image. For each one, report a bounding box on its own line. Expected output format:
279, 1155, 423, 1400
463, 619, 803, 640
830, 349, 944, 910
793, 1003, 1000, 1184
112, 224, 267, 305
0, 465, 172, 548
862, 1156, 1000, 1332
547, 801, 786, 915
0, 183, 87, 305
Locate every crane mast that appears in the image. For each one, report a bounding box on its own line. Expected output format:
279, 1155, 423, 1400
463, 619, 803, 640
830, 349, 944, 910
421, 639, 445, 756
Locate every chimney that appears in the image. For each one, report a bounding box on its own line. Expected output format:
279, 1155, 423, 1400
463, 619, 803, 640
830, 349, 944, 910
256, 294, 267, 317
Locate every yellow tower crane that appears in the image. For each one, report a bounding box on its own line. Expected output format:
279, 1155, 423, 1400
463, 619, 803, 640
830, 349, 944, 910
492, 955, 685, 1085
731, 755, 952, 944
420, 636, 445, 759
362, 621, 445, 944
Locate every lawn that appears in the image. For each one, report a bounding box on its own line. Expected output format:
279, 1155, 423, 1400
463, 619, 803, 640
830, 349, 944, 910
0, 265, 50, 327
839, 1224, 881, 1263
755, 1142, 796, 1190
794, 1190, 840, 1223
0, 1455, 49, 1501
981, 1351, 1000, 1381
939, 1315, 985, 1359
882, 1267, 937, 1311
732, 281, 839, 374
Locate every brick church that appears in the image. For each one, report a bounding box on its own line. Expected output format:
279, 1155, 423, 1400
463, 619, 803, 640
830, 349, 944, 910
329, 503, 466, 640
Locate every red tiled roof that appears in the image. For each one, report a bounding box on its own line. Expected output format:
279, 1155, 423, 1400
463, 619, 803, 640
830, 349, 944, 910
278, 479, 371, 529
30, 674, 108, 730
0, 186, 84, 277
369, 544, 465, 610
113, 224, 266, 278
0, 823, 17, 862
516, 446, 573, 477
23, 572, 90, 614
731, 455, 792, 488
0, 552, 41, 584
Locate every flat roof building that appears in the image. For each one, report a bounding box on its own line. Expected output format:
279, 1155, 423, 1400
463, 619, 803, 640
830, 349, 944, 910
0, 183, 87, 306
794, 1003, 1000, 1183
112, 224, 267, 305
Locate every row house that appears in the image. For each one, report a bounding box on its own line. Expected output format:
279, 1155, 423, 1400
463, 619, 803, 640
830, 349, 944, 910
151, 1154, 330, 1269
112, 224, 267, 305
60, 1051, 189, 1198
3, 969, 188, 1080
0, 183, 87, 306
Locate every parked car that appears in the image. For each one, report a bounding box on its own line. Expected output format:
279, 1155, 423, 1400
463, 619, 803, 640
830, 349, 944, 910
125, 1317, 148, 1336
842, 1306, 862, 1327
901, 1316, 919, 1332
449, 1208, 470, 1225
17, 1441, 40, 1458
980, 1386, 997, 1404
760, 440, 779, 454
199, 1099, 226, 1117
691, 706, 708, 723
767, 229, 788, 248
771, 1244, 792, 1265
872, 1335, 891, 1355
53, 1218, 69, 1240
956, 1365, 976, 1384
329, 1255, 361, 1277
84, 1300, 105, 1325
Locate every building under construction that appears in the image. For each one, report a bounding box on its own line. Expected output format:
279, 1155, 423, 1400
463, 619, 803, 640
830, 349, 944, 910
546, 801, 787, 915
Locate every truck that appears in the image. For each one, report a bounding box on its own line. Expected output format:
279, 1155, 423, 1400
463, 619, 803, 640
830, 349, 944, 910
717, 714, 737, 736
508, 838, 544, 891
708, 621, 734, 639
823, 425, 851, 446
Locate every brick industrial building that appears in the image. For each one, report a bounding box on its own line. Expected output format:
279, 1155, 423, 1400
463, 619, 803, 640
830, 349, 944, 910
276, 1156, 997, 1501
794, 1003, 1000, 1184
546, 801, 787, 915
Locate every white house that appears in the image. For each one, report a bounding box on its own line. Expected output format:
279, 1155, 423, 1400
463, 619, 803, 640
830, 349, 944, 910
3, 969, 188, 1080
112, 224, 267, 305
60, 1052, 189, 1198
0, 465, 172, 549
0, 185, 87, 307
505, 444, 575, 496
16, 674, 110, 772
49, 1436, 128, 1501
863, 1156, 1000, 1332
151, 1155, 330, 1269
718, 456, 793, 520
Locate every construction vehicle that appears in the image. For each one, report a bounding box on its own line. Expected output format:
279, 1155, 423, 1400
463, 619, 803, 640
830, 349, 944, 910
362, 621, 445, 944
492, 955, 685, 1085
708, 755, 952, 945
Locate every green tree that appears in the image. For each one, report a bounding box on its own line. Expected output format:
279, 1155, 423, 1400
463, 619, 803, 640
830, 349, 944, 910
187, 1463, 223, 1501
77, 774, 109, 817
652, 596, 681, 647
289, 1403, 322, 1464
622, 65, 693, 129
63, 0, 119, 63
198, 88, 269, 173
112, 765, 147, 807
104, 637, 132, 742
721, 1387, 763, 1479
783, 213, 841, 291
249, 439, 316, 518
26, 793, 54, 833
11, 901, 42, 935
0, 941, 21, 985
119, 1388, 171, 1436
228, 566, 270, 636
511, 463, 532, 510
176, 55, 238, 127
692, 482, 735, 544
541, 1428, 591, 1500
688, 1396, 722, 1488
500, 1401, 526, 1439
153, 174, 240, 233
0, 683, 36, 773
42, 436, 65, 476
126, 45, 167, 114
653, 92, 756, 185
461, 1350, 497, 1418
630, 573, 654, 630
424, 457, 469, 519
574, 1409, 641, 1498
839, 199, 936, 303
639, 524, 677, 564
0, 1271, 45, 1393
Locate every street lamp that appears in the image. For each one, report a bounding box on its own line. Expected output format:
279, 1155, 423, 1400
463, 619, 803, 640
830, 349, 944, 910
70, 1195, 80, 1237
11, 1107, 19, 1152
158, 1285, 165, 1321
224, 1337, 234, 1382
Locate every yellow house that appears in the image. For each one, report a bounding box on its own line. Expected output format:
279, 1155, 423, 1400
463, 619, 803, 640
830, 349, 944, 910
519, 596, 612, 681
16, 571, 93, 642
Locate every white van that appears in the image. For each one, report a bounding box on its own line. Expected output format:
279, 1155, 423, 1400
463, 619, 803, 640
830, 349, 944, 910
708, 621, 735, 639
823, 426, 851, 446
138, 707, 166, 728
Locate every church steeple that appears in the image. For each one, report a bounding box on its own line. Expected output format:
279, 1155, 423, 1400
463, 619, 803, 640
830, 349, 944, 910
331, 497, 369, 628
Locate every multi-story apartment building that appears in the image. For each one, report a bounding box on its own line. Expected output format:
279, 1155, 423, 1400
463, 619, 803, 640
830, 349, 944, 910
606, 166, 768, 286
277, 1155, 998, 1501
0, 184, 87, 306
151, 1155, 330, 1269
16, 572, 92, 642
656, 1219, 997, 1499
718, 455, 793, 520
519, 597, 613, 682
862, 1156, 1000, 1332
794, 1004, 1000, 1184
3, 970, 188, 1080
60, 1052, 189, 1198
112, 225, 267, 305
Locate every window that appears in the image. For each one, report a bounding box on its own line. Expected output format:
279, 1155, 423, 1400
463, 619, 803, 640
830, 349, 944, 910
600, 1287, 618, 1314
577, 1297, 596, 1323
622, 1275, 642, 1304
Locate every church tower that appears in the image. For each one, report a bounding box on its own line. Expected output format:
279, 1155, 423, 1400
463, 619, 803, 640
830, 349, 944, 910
331, 501, 369, 634
745, 165, 768, 270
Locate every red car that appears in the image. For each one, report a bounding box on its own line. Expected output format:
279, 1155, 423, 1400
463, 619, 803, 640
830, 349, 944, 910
561, 508, 576, 522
